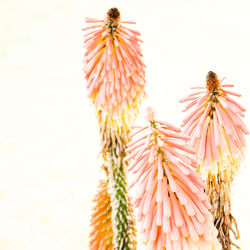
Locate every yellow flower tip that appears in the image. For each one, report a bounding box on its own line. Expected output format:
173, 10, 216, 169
206, 71, 221, 92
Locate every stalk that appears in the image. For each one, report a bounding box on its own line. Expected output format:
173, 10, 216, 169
207, 166, 240, 249
100, 118, 136, 250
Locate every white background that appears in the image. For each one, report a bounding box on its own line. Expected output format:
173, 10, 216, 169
1, 0, 250, 249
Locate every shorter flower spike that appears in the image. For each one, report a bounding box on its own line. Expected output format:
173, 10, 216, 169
89, 180, 113, 249
83, 8, 146, 128
125, 114, 220, 249
179, 71, 248, 177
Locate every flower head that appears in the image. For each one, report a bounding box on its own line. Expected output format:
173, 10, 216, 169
83, 8, 146, 128
125, 115, 220, 249
179, 71, 248, 177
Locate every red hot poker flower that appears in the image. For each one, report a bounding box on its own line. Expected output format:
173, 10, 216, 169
179, 71, 248, 177
83, 8, 146, 128
125, 110, 220, 250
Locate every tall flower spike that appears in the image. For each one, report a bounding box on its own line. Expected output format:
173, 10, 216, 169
125, 110, 220, 249
180, 71, 248, 249
83, 8, 144, 249
83, 8, 146, 129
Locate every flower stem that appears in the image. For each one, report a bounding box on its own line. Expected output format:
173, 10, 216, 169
207, 169, 240, 250
99, 115, 136, 249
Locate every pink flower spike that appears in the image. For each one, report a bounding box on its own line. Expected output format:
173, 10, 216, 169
126, 113, 220, 249
180, 72, 246, 249
180, 71, 248, 174
83, 8, 146, 128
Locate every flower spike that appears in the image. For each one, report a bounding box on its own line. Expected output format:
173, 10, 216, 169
180, 71, 248, 249
83, 8, 146, 128
180, 71, 248, 178
126, 109, 220, 249
84, 8, 145, 249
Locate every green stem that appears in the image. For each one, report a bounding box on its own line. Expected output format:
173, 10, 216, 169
106, 128, 135, 250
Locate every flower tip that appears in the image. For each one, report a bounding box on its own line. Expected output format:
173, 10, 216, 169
107, 7, 120, 19
206, 71, 221, 92
106, 8, 120, 29
145, 106, 155, 122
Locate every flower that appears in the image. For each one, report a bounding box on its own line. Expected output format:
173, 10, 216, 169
179, 71, 248, 177
89, 180, 113, 249
83, 8, 146, 128
125, 112, 220, 249
180, 71, 248, 248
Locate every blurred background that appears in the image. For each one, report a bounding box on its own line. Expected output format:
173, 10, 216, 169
0, 0, 250, 249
